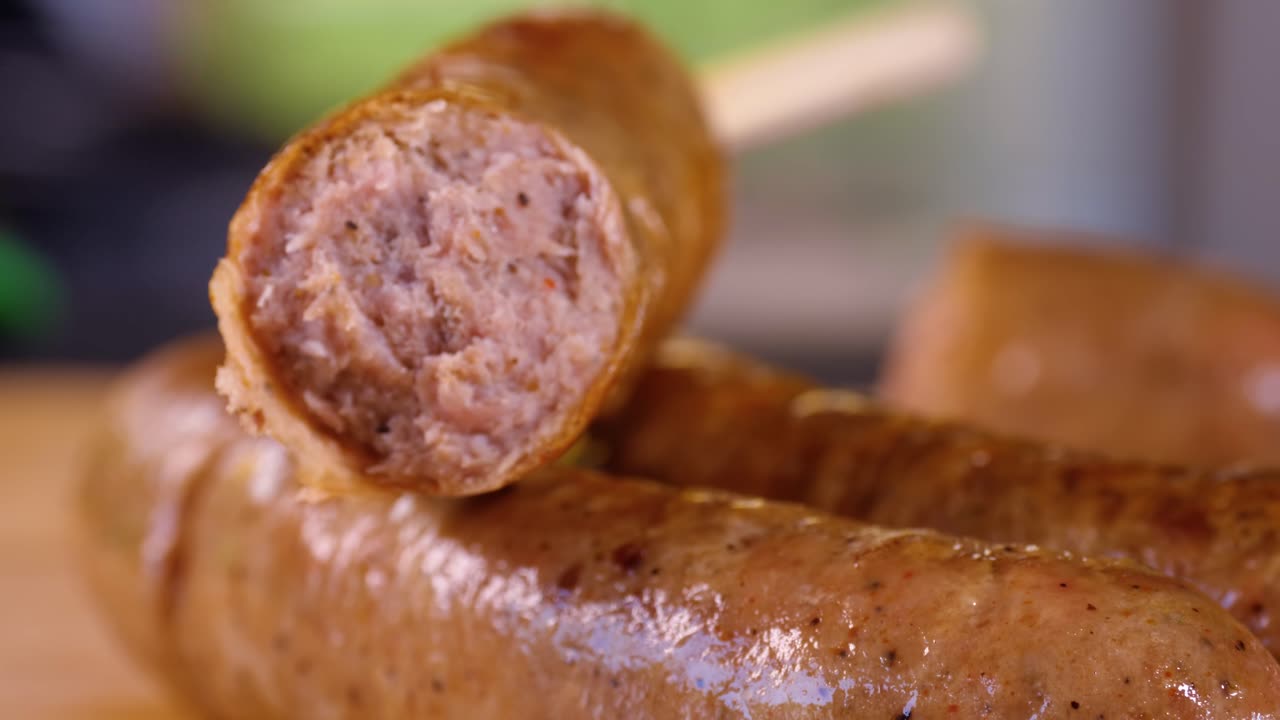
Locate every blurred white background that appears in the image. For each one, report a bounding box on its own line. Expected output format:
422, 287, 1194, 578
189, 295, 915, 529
690, 0, 1280, 381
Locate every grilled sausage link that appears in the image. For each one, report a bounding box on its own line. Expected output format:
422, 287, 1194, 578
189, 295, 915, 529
78, 336, 1280, 718
597, 338, 1280, 656
880, 226, 1280, 466
210, 10, 724, 495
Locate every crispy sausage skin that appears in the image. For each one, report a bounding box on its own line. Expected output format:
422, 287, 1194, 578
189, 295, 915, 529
596, 338, 1280, 656
879, 225, 1280, 466
210, 10, 724, 495
78, 336, 1280, 719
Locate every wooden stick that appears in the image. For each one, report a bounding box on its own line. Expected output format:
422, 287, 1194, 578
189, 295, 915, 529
700, 0, 982, 152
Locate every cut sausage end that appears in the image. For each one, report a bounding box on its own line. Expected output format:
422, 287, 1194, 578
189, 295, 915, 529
236, 98, 634, 491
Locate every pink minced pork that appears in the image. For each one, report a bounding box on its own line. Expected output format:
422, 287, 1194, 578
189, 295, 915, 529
235, 102, 634, 489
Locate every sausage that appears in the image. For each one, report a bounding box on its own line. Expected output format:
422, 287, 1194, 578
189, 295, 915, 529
78, 335, 1280, 718
594, 337, 1280, 656
209, 10, 725, 495
879, 225, 1280, 466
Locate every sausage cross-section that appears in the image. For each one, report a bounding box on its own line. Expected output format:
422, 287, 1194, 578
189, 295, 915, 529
210, 10, 724, 495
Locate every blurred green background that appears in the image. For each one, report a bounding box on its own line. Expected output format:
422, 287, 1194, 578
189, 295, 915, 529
180, 0, 873, 139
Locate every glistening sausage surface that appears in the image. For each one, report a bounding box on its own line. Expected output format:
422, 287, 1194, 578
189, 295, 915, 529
596, 338, 1280, 656
78, 335, 1280, 718
210, 10, 724, 495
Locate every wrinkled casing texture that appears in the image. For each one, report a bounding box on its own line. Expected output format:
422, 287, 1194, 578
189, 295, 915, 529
597, 338, 1280, 657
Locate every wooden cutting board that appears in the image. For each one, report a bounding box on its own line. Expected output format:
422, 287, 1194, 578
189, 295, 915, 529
0, 370, 190, 719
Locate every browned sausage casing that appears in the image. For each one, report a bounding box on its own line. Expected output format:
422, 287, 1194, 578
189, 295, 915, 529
596, 338, 1280, 656
210, 10, 724, 495
880, 225, 1280, 466
78, 336, 1280, 718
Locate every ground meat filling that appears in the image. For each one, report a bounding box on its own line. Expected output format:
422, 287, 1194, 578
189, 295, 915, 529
239, 103, 629, 484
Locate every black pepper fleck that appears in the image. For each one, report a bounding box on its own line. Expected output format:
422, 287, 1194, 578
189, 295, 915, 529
883, 649, 897, 666
1236, 639, 1247, 651
556, 564, 582, 592
1086, 603, 1097, 611
612, 542, 645, 573
1061, 467, 1081, 492
1071, 700, 1080, 709
517, 192, 530, 207
345, 220, 357, 230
